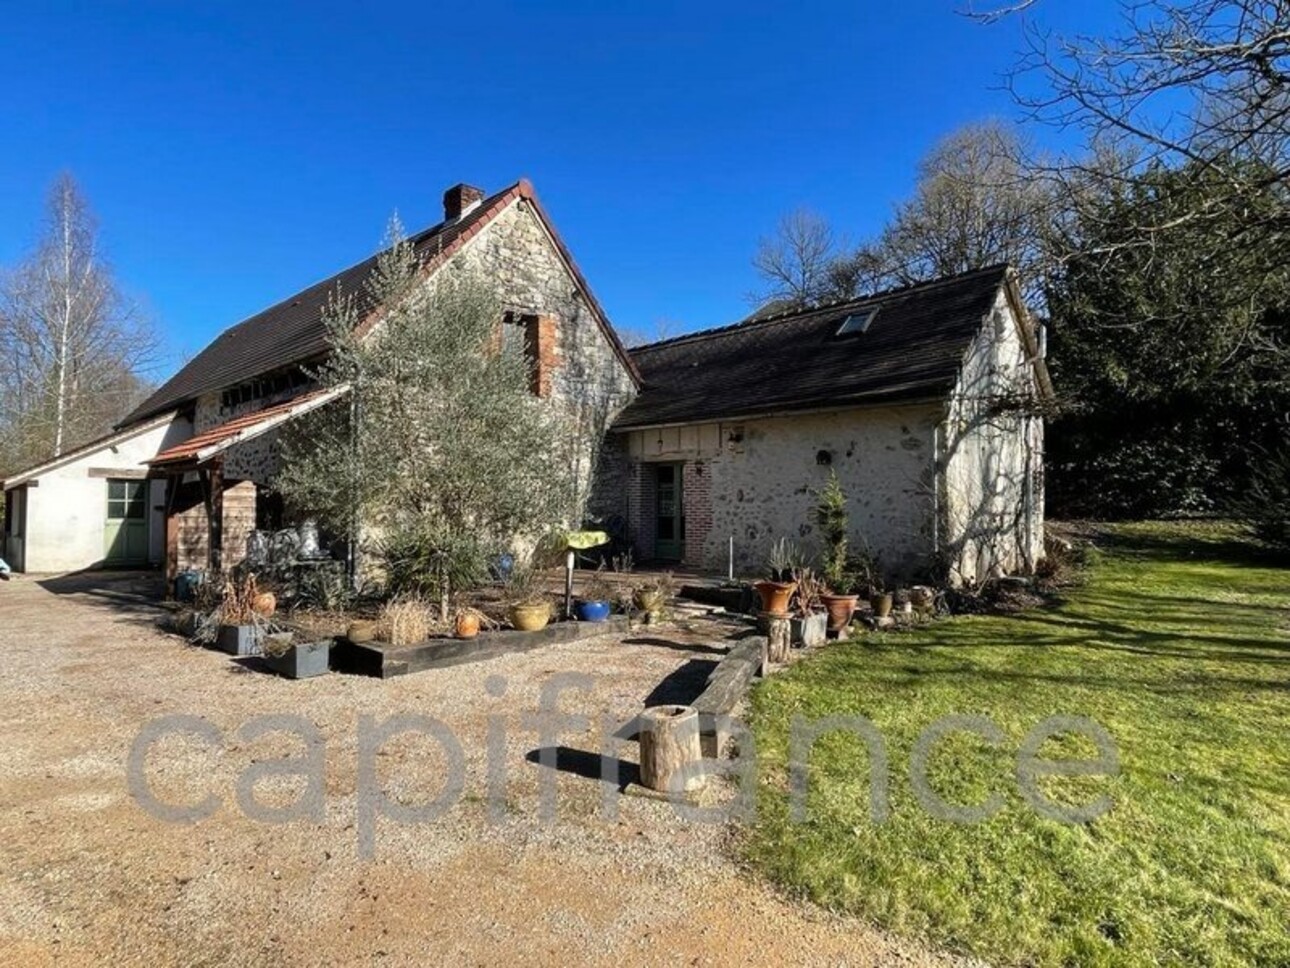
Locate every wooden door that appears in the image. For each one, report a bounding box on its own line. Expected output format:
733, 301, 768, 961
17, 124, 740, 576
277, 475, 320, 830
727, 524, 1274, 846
104, 479, 149, 565
653, 464, 683, 560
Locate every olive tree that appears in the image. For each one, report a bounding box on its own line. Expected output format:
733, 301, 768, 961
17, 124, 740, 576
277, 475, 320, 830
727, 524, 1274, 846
275, 220, 568, 615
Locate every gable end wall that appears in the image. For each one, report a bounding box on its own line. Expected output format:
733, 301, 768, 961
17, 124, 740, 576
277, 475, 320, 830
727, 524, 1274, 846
941, 288, 1044, 584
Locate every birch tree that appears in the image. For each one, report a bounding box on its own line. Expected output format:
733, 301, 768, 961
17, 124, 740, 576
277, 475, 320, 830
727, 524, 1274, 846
0, 174, 155, 470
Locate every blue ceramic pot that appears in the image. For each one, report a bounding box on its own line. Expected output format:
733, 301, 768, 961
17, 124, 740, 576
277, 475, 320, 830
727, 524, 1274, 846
575, 600, 611, 622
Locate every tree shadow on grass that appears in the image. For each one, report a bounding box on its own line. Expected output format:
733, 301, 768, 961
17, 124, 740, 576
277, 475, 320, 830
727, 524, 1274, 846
1090, 523, 1290, 570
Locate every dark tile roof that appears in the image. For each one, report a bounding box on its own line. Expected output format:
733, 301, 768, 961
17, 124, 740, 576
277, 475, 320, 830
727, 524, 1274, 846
614, 264, 1013, 429
122, 180, 639, 426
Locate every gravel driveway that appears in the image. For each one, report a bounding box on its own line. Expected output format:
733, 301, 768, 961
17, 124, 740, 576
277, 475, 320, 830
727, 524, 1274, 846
0, 572, 962, 967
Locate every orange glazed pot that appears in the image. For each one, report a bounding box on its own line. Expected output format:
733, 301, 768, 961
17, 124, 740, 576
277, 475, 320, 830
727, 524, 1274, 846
754, 580, 797, 618
454, 612, 481, 639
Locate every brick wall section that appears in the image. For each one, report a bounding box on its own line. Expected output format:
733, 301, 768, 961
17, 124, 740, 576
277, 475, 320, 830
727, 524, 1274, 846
175, 504, 209, 574
221, 480, 257, 571
523, 313, 560, 398
627, 463, 656, 561
682, 460, 713, 569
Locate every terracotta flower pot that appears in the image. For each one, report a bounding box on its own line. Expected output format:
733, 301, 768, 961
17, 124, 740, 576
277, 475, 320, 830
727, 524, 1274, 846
821, 593, 859, 631
754, 580, 797, 617
252, 590, 277, 617
346, 620, 378, 644
509, 602, 552, 632
870, 592, 894, 619
454, 612, 481, 639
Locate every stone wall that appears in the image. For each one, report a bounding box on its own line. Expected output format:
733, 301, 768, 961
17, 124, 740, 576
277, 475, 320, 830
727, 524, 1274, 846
193, 390, 294, 487
453, 199, 637, 418
613, 405, 941, 579
186, 194, 639, 569
941, 289, 1044, 584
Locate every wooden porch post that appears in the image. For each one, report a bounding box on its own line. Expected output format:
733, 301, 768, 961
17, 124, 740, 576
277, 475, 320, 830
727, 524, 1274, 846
163, 474, 179, 586
199, 459, 225, 574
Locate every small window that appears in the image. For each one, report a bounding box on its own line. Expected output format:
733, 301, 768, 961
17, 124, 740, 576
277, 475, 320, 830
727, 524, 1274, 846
107, 480, 147, 521
836, 309, 877, 337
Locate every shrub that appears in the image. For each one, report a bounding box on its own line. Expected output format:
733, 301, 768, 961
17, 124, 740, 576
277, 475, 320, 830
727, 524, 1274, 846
1232, 446, 1290, 551
378, 598, 431, 646
374, 525, 487, 602
814, 471, 849, 591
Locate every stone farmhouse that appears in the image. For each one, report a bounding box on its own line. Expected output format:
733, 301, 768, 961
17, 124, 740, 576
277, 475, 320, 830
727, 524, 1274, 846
2, 180, 1050, 587
2, 180, 637, 577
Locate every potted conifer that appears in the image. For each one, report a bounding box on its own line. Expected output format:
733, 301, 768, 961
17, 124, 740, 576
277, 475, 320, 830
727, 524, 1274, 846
815, 473, 860, 631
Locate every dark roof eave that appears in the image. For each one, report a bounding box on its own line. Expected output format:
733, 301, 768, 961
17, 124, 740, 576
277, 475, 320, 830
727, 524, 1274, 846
611, 387, 950, 432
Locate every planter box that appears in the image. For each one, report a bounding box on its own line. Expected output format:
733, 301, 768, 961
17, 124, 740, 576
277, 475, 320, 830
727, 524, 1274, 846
263, 639, 331, 679
217, 624, 262, 656
790, 612, 828, 648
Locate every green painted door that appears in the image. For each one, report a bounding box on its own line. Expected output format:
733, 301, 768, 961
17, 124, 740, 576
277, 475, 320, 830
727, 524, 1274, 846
654, 464, 683, 560
104, 479, 149, 565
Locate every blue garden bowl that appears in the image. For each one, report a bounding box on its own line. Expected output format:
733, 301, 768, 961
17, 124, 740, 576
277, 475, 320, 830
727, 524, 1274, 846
575, 600, 611, 622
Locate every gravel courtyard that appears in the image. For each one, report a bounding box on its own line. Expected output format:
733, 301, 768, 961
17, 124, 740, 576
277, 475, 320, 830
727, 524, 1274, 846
0, 572, 963, 967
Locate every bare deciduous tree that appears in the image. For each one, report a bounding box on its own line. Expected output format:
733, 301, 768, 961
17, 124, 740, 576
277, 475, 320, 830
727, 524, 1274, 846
868, 121, 1057, 299
1006, 0, 1290, 241
749, 208, 845, 311
0, 174, 156, 472
750, 124, 1058, 312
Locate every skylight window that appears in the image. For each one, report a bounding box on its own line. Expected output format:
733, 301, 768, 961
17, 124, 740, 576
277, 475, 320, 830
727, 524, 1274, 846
836, 308, 877, 337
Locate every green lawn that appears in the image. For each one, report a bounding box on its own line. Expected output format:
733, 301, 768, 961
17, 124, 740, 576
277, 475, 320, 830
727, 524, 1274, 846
744, 523, 1290, 966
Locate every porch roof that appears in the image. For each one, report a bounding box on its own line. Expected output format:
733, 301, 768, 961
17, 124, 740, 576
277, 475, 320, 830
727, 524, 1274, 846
148, 385, 349, 470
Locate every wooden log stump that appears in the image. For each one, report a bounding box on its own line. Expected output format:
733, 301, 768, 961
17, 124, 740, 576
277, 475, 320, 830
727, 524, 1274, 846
639, 704, 702, 793
767, 615, 792, 665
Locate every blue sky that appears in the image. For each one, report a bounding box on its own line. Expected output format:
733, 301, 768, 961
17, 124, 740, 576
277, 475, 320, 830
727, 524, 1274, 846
0, 1, 1120, 376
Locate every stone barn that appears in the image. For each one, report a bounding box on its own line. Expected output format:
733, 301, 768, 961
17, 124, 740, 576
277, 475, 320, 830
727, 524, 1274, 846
596, 265, 1052, 586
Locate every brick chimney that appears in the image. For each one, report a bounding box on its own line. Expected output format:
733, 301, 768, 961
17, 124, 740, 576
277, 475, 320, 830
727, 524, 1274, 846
443, 183, 485, 221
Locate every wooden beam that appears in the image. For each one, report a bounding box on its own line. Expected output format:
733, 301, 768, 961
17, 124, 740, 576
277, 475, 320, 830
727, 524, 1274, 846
87, 467, 149, 480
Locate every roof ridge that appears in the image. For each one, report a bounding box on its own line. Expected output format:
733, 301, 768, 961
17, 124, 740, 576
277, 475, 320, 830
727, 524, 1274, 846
204, 182, 524, 348
631, 263, 1012, 354
119, 182, 527, 427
